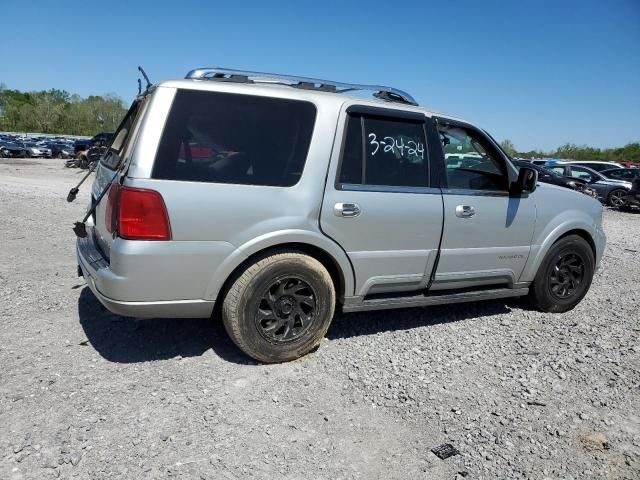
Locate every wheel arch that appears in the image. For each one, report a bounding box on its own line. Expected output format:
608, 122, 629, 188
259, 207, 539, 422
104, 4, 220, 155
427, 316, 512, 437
555, 228, 596, 259
520, 217, 598, 283
206, 231, 355, 308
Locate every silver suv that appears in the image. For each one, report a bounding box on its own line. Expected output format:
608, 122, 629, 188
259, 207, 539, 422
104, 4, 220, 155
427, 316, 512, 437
76, 67, 606, 362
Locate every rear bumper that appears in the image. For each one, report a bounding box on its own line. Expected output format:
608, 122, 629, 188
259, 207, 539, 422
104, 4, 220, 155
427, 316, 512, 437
76, 234, 215, 318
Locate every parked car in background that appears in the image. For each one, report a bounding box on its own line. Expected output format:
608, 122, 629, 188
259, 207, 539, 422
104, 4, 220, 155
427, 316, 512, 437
91, 132, 114, 145
620, 177, 640, 211
531, 159, 566, 166
47, 143, 75, 159
620, 161, 640, 168
75, 133, 114, 168
513, 160, 587, 191
0, 141, 27, 158
565, 160, 623, 172
74, 138, 92, 156
23, 142, 52, 158
548, 164, 631, 206
600, 167, 640, 182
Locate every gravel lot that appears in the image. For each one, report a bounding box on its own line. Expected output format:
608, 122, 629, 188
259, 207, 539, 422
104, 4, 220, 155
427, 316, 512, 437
1, 159, 639, 480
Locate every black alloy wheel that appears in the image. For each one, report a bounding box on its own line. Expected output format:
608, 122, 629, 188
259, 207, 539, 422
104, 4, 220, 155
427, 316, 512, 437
222, 250, 336, 363
528, 234, 595, 313
548, 252, 585, 299
255, 276, 317, 343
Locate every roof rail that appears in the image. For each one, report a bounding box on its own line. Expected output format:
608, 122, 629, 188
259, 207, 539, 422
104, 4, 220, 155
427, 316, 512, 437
185, 67, 418, 106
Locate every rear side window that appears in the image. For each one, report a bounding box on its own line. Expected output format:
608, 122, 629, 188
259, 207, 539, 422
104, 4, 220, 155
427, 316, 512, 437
338, 113, 429, 188
152, 90, 316, 186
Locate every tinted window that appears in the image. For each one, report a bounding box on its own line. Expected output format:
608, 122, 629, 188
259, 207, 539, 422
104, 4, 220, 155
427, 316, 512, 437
438, 124, 507, 191
607, 169, 635, 180
153, 90, 316, 187
338, 114, 429, 188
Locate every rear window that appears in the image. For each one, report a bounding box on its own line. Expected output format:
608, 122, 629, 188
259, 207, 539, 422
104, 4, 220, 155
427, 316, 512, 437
152, 90, 317, 187
101, 99, 144, 169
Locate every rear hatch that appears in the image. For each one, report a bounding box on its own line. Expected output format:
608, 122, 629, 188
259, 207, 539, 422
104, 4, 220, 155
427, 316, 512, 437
90, 96, 148, 260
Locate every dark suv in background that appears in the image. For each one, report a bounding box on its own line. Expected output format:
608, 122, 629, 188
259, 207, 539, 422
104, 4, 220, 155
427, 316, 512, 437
513, 160, 587, 191
622, 177, 640, 211
74, 132, 114, 168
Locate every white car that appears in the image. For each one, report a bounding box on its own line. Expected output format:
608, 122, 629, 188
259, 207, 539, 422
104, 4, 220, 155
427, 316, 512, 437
565, 160, 623, 172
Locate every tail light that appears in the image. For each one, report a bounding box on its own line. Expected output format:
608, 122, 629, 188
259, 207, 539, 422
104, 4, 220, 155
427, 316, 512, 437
105, 184, 171, 240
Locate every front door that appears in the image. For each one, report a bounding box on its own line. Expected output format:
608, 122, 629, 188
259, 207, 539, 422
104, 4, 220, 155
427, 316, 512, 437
320, 106, 444, 298
433, 120, 536, 290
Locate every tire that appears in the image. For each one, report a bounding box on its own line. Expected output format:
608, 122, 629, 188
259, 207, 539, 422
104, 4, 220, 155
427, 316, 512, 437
222, 250, 336, 363
607, 189, 627, 207
528, 235, 595, 313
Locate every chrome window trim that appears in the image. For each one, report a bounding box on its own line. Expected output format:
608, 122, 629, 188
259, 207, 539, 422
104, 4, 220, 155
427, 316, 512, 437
339, 183, 441, 195
442, 188, 510, 197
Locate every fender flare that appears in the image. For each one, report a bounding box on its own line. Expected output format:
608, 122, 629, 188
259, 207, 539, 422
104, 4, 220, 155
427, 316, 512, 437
204, 229, 355, 302
519, 213, 597, 283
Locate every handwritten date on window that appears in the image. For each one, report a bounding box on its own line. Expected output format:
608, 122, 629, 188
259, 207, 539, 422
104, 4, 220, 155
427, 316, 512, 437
368, 133, 424, 160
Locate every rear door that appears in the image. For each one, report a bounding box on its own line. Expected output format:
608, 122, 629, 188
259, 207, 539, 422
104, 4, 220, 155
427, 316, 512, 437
320, 106, 444, 298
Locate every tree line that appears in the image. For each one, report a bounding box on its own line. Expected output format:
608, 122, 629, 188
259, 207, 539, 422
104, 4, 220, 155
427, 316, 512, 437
500, 139, 640, 163
0, 85, 128, 136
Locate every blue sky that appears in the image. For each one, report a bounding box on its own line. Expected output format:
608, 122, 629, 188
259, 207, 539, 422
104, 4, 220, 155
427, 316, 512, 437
1, 0, 639, 151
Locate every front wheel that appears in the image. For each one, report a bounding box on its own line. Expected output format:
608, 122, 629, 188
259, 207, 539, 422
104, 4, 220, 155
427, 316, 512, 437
222, 250, 336, 363
607, 189, 627, 207
528, 235, 595, 313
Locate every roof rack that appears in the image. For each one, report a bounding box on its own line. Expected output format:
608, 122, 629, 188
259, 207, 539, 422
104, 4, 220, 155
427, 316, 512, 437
184, 67, 418, 106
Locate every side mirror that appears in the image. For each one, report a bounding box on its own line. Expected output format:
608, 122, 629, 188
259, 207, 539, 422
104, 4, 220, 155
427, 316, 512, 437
512, 166, 538, 194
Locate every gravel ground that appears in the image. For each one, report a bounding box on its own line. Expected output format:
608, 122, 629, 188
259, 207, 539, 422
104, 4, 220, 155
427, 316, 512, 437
1, 158, 639, 480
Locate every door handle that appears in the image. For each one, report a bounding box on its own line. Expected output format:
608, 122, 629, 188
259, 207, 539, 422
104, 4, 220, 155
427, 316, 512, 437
455, 205, 475, 218
334, 202, 361, 218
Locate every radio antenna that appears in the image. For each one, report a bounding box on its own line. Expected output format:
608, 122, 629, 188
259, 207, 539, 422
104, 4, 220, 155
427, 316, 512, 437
138, 66, 151, 91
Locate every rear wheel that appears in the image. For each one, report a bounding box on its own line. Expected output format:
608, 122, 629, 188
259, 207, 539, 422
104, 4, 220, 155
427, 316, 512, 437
607, 189, 627, 207
222, 250, 336, 363
528, 235, 594, 313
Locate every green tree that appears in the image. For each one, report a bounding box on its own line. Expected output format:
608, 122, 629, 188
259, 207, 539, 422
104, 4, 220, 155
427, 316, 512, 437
500, 139, 517, 158
0, 86, 127, 135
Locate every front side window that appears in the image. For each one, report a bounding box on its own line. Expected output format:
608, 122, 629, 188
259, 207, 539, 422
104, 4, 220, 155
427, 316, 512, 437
438, 124, 508, 191
153, 90, 316, 186
339, 113, 429, 188
609, 169, 633, 180
569, 166, 596, 182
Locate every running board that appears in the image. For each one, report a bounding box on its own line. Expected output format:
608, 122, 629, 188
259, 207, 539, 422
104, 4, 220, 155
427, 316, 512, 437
342, 287, 529, 313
